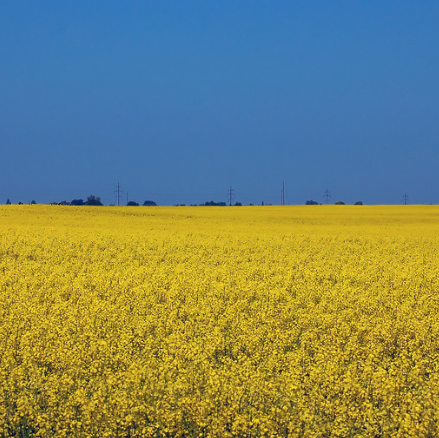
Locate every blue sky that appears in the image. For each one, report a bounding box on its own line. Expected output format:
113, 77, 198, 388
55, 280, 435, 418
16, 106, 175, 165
1, 1, 439, 205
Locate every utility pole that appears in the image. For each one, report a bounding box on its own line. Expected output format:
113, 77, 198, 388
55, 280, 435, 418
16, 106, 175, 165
228, 187, 234, 206
281, 181, 285, 205
403, 193, 409, 205
114, 183, 123, 206
323, 188, 331, 205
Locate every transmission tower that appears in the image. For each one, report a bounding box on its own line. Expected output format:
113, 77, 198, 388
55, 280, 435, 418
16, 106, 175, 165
281, 181, 285, 205
323, 188, 331, 204
114, 183, 123, 206
228, 186, 234, 206
403, 193, 409, 205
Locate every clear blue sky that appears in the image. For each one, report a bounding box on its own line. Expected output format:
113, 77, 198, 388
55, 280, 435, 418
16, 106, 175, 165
1, 1, 438, 205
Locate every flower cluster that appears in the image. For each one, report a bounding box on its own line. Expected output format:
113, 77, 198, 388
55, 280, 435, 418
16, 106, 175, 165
1, 205, 439, 437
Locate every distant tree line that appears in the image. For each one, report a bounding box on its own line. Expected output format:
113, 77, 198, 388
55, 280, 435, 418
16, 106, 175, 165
174, 201, 246, 206
55, 195, 104, 206
6, 199, 36, 205
127, 200, 157, 206
306, 200, 364, 205
202, 201, 227, 206
4, 196, 368, 207
4, 196, 158, 206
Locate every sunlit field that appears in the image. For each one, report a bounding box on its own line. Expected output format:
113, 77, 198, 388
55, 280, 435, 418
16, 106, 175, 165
1, 205, 439, 437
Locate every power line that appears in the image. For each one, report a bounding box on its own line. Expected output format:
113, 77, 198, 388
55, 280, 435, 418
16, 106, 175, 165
323, 188, 331, 204
228, 186, 234, 206
114, 183, 123, 206
281, 181, 285, 205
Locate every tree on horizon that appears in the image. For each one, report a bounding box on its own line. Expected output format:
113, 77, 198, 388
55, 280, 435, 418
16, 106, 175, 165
85, 195, 103, 206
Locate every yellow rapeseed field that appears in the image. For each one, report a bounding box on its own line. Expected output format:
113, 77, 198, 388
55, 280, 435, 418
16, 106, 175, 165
1, 205, 439, 437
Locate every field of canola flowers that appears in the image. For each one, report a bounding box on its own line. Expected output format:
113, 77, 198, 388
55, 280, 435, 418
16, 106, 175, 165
1, 204, 439, 437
